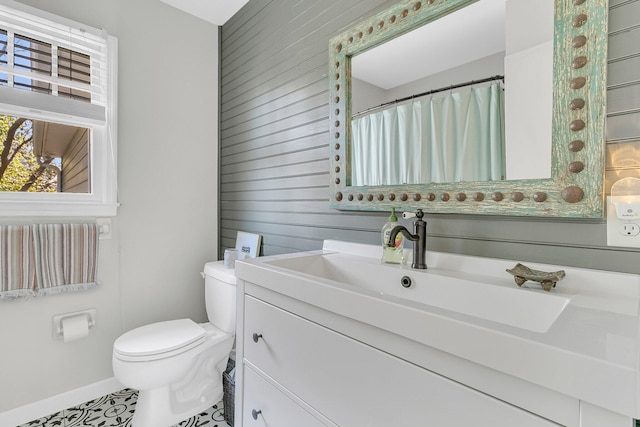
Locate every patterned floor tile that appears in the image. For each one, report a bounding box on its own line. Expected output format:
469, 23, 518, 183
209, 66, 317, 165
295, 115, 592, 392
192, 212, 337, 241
18, 411, 66, 427
174, 403, 227, 427
62, 389, 136, 426
19, 389, 230, 427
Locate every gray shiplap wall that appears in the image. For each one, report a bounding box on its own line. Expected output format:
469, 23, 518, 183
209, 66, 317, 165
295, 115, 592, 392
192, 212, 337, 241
220, 0, 640, 274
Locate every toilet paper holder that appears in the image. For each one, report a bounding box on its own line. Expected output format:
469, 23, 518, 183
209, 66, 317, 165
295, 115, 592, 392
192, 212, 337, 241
52, 309, 96, 340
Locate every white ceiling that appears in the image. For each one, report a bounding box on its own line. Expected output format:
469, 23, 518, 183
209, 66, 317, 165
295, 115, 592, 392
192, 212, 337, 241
352, 0, 506, 90
159, 0, 250, 26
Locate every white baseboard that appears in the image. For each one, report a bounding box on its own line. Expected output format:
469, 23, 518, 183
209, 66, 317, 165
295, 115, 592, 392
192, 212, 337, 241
0, 377, 123, 426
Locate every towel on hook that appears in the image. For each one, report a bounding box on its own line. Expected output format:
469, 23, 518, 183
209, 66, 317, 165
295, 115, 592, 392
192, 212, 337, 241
0, 223, 99, 301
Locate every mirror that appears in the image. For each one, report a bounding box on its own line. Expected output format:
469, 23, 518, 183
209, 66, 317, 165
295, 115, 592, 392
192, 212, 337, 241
329, 0, 608, 217
351, 0, 553, 183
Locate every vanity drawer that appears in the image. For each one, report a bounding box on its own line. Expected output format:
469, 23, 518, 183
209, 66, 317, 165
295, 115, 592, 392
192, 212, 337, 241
244, 295, 561, 427
243, 366, 328, 427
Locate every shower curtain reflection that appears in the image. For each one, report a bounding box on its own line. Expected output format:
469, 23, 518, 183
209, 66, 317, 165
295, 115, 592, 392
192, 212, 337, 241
351, 83, 505, 186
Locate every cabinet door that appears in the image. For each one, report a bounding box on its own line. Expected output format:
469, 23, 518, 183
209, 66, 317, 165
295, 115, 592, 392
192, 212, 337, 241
244, 295, 561, 427
243, 365, 328, 427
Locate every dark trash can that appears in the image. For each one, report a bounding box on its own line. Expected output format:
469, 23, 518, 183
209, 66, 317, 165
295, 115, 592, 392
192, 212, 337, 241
223, 358, 235, 426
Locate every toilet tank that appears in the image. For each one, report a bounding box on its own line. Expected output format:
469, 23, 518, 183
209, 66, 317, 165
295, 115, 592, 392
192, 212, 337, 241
203, 261, 237, 334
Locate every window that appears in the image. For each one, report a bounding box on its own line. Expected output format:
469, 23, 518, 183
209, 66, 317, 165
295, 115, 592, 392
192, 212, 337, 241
0, 1, 117, 216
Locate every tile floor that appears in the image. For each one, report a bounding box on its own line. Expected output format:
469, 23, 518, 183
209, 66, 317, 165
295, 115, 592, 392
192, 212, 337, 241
18, 388, 230, 427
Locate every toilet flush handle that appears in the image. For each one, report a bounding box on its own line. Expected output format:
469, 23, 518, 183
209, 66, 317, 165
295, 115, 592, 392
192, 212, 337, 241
252, 333, 263, 343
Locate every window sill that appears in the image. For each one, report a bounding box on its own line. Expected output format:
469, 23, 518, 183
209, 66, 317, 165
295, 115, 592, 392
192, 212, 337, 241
0, 198, 118, 217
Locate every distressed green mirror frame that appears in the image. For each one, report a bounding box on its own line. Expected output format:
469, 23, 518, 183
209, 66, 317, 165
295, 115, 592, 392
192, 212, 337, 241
329, 0, 607, 217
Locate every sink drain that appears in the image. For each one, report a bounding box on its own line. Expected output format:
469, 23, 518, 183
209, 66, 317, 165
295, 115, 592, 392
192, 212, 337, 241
401, 276, 412, 288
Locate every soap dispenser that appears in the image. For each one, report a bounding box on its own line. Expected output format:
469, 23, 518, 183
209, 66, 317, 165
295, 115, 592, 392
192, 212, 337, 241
382, 208, 404, 264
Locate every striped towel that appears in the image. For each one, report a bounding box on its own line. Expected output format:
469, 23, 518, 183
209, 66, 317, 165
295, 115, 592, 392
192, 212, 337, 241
0, 225, 38, 299
0, 224, 99, 301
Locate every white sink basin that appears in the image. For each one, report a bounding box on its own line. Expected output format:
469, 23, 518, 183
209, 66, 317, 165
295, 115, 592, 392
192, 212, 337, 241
266, 252, 571, 333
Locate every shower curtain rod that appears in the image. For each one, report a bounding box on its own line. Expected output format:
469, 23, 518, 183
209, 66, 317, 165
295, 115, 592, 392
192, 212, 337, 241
353, 74, 505, 118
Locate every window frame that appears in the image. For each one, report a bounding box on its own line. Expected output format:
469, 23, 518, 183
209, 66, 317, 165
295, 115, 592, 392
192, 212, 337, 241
0, 1, 118, 217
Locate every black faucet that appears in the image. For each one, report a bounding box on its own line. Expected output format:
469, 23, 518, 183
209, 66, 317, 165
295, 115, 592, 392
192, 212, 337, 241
387, 209, 427, 269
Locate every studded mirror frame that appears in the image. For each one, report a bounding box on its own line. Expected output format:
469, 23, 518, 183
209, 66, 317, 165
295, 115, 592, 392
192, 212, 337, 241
329, 0, 607, 217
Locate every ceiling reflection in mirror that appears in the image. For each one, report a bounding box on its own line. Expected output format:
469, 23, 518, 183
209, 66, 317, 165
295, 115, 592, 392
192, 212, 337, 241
350, 0, 554, 186
329, 0, 608, 217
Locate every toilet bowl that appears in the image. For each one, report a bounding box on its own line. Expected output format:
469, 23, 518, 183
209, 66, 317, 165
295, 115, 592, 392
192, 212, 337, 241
112, 261, 236, 427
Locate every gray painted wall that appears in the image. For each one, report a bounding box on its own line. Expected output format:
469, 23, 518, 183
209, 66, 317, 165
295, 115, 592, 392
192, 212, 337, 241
220, 0, 640, 274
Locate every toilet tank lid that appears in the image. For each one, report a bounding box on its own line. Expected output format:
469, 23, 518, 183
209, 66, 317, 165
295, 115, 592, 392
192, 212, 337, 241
204, 260, 237, 284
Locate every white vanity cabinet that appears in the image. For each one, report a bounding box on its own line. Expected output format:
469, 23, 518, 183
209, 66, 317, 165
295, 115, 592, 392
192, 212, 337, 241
234, 241, 640, 427
238, 294, 561, 427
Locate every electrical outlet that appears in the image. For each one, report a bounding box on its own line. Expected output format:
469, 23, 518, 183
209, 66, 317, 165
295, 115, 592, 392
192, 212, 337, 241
607, 197, 640, 247
620, 223, 640, 236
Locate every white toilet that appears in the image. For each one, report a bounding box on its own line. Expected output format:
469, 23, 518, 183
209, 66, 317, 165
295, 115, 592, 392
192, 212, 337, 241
112, 261, 236, 427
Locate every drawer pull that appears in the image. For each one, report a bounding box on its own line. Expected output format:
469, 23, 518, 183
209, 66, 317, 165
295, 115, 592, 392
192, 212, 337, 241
252, 333, 263, 343
252, 409, 262, 420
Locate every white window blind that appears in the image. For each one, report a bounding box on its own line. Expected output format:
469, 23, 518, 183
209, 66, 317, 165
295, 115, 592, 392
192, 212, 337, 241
0, 1, 118, 217
0, 2, 108, 122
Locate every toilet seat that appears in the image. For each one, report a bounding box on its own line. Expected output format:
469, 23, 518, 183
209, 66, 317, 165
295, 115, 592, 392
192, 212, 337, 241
114, 319, 206, 362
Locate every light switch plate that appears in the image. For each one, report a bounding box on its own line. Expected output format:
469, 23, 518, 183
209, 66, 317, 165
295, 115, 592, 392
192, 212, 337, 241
606, 196, 640, 247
